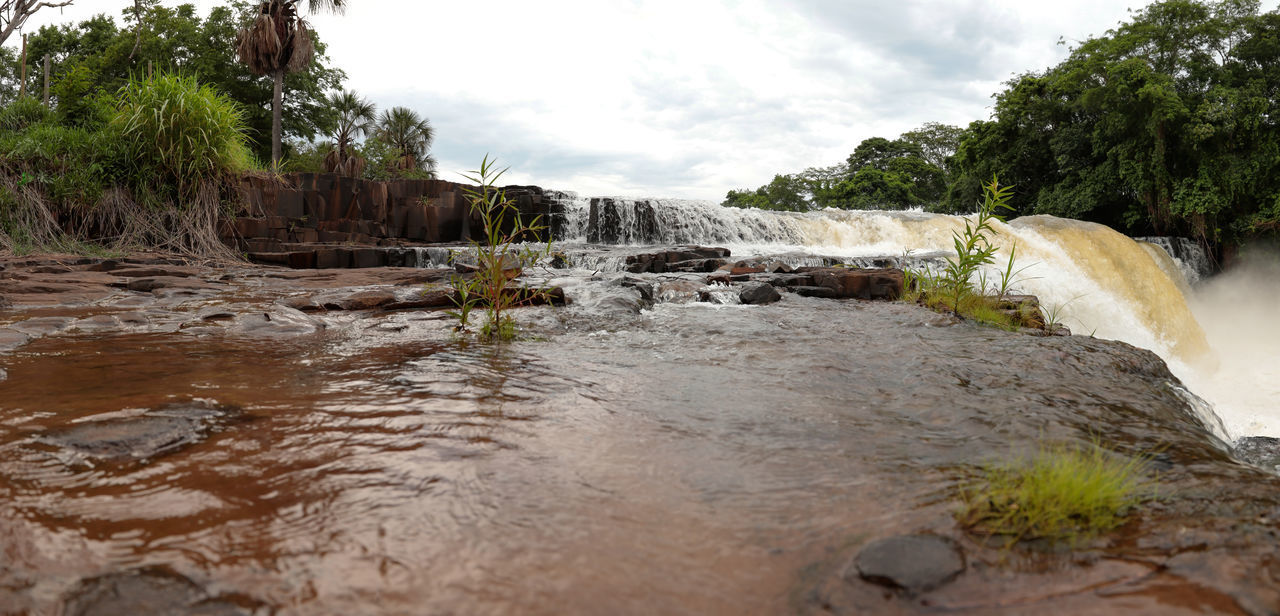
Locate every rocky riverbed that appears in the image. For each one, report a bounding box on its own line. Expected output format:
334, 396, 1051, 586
1, 250, 1279, 615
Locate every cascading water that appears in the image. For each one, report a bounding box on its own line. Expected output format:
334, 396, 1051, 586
557, 196, 1274, 440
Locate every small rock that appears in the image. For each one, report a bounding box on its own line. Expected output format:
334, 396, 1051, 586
0, 367, 7, 382
739, 281, 782, 305
847, 535, 965, 594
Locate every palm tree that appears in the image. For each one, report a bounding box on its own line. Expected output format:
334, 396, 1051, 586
235, 0, 345, 167
374, 106, 436, 177
323, 89, 375, 177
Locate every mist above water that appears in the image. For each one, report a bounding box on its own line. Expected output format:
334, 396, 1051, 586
1182, 248, 1280, 438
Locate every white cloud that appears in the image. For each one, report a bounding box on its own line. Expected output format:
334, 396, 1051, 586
16, 0, 1147, 199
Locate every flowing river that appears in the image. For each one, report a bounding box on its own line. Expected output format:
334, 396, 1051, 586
0, 198, 1278, 614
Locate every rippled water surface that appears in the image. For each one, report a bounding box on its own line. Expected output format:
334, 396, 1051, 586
0, 286, 1258, 614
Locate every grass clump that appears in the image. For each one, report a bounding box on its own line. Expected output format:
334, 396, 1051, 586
960, 440, 1156, 547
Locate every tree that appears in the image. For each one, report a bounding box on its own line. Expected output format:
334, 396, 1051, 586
236, 0, 345, 167
0, 0, 72, 48
900, 122, 964, 174
373, 106, 436, 177
946, 0, 1280, 248
11, 2, 346, 161
322, 89, 374, 176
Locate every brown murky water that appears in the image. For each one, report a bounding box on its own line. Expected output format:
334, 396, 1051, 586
0, 287, 1275, 614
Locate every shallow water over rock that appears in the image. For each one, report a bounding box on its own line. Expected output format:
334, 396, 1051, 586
0, 256, 1278, 614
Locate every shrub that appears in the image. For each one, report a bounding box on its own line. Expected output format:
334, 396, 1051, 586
114, 72, 252, 201
960, 439, 1155, 546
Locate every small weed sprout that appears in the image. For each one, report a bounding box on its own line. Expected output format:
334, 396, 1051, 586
447, 155, 553, 341
960, 438, 1156, 547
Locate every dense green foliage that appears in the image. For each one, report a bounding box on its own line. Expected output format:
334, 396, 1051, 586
723, 122, 959, 212
0, 1, 344, 164
0, 71, 253, 255
729, 0, 1280, 251
946, 0, 1280, 248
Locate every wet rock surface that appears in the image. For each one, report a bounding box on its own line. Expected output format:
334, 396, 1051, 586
1234, 436, 1280, 471
62, 567, 262, 616
1, 249, 1278, 615
36, 401, 240, 465
849, 535, 965, 594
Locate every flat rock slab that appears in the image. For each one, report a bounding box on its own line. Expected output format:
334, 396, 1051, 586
0, 329, 30, 352
62, 567, 261, 616
37, 401, 239, 465
848, 534, 965, 594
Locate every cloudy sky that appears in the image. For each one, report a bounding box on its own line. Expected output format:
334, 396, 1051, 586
19, 0, 1148, 198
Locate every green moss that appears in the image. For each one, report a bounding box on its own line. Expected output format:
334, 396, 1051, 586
960, 440, 1155, 546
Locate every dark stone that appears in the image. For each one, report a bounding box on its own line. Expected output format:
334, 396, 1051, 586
61, 566, 261, 616
1234, 436, 1280, 471
126, 277, 215, 293
85, 260, 121, 272
37, 401, 239, 465
619, 276, 655, 303
790, 286, 840, 298
738, 281, 782, 305
848, 535, 965, 594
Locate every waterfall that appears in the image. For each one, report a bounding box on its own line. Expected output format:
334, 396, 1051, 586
559, 196, 1280, 439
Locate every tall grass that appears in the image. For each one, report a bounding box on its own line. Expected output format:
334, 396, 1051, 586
115, 73, 254, 202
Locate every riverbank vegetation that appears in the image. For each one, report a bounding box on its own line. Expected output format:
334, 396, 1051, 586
0, 1, 438, 255
726, 0, 1280, 256
901, 178, 1045, 331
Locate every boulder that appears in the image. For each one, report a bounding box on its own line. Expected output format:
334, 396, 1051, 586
847, 535, 965, 594
808, 267, 903, 300
738, 281, 782, 305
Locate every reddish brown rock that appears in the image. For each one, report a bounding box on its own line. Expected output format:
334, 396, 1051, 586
808, 267, 903, 300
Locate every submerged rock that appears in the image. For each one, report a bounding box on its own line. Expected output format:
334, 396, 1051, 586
848, 534, 965, 594
62, 566, 262, 616
36, 401, 240, 466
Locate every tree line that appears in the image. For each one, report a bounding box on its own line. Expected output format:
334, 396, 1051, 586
727, 0, 1280, 252
0, 0, 435, 179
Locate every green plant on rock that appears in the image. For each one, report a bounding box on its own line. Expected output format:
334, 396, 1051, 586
447, 155, 552, 341
960, 438, 1156, 548
941, 177, 1014, 312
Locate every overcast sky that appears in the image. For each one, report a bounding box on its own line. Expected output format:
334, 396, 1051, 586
19, 0, 1149, 198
